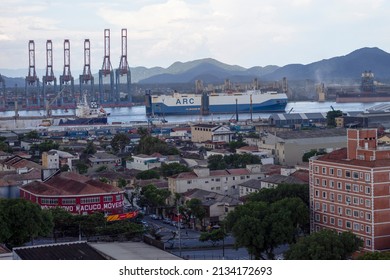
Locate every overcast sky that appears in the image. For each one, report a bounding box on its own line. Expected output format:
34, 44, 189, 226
1, 0, 389, 73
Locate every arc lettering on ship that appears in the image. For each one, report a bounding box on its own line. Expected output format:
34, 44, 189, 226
176, 98, 195, 105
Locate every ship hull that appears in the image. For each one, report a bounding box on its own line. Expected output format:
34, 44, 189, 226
336, 93, 390, 103
146, 90, 288, 116
59, 117, 108, 126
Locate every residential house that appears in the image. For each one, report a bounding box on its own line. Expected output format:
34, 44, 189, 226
182, 188, 243, 226
168, 164, 264, 196
191, 124, 235, 143
89, 152, 121, 169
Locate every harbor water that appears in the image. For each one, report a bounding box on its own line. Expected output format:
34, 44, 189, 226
2, 101, 389, 126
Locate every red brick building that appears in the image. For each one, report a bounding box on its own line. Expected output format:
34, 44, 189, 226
20, 172, 125, 215
310, 128, 390, 251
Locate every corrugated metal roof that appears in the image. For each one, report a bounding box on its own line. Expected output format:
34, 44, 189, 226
13, 242, 108, 260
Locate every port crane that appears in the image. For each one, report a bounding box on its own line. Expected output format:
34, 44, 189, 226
45, 86, 67, 118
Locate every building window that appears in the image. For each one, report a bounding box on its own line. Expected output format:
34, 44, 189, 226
353, 184, 359, 192
315, 190, 319, 197
315, 202, 320, 210
322, 167, 327, 175
216, 178, 220, 182
345, 208, 352, 216
323, 216, 328, 223
330, 217, 335, 225
366, 212, 371, 221
366, 226, 371, 234
330, 192, 334, 201
345, 184, 351, 192
41, 198, 58, 205
365, 186, 371, 194
346, 221, 352, 229
315, 178, 320, 186
359, 172, 363, 179
80, 197, 100, 204
365, 199, 371, 208
337, 182, 342, 190
103, 196, 113, 202
322, 179, 327, 187
338, 207, 343, 215
330, 168, 334, 175
337, 169, 342, 177
322, 203, 327, 212
353, 223, 360, 231
366, 239, 371, 247
345, 170, 351, 178
345, 196, 351, 204
330, 180, 334, 188
330, 205, 335, 213
353, 197, 359, 205
187, 180, 192, 184
62, 198, 76, 205
322, 191, 327, 199
314, 166, 319, 174
337, 194, 342, 202
338, 219, 343, 227
352, 171, 359, 179
365, 173, 370, 182
315, 214, 320, 221
353, 210, 359, 218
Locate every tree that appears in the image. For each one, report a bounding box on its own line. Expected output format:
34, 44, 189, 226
302, 149, 327, 162
199, 228, 226, 246
161, 162, 191, 177
60, 164, 70, 172
207, 155, 227, 170
138, 184, 171, 214
326, 110, 343, 127
49, 207, 78, 241
225, 197, 309, 259
75, 161, 89, 174
285, 230, 362, 260
136, 135, 179, 155
136, 169, 160, 180
248, 183, 310, 207
358, 251, 390, 260
0, 199, 53, 247
111, 133, 130, 153
24, 130, 40, 140
185, 198, 206, 230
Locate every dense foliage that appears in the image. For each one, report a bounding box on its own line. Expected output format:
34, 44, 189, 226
225, 197, 309, 259
207, 154, 261, 170
285, 229, 362, 260
0, 199, 53, 247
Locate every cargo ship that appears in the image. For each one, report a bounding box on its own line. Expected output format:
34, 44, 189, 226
58, 96, 109, 126
335, 71, 390, 103
145, 90, 288, 116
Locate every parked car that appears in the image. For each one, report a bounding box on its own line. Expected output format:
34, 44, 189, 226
163, 218, 171, 224
150, 214, 159, 220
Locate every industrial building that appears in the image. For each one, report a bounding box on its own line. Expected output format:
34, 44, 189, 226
259, 128, 348, 166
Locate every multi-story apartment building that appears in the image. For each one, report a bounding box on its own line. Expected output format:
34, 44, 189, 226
168, 164, 264, 196
310, 128, 390, 251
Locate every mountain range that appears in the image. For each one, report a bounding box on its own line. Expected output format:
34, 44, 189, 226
2, 47, 390, 87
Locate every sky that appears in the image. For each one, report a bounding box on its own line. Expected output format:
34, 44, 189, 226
1, 0, 390, 75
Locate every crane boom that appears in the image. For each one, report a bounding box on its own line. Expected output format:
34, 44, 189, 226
45, 86, 67, 117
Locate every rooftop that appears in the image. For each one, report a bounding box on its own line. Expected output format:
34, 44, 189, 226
274, 128, 347, 140
316, 148, 390, 168
21, 172, 123, 196
13, 242, 108, 260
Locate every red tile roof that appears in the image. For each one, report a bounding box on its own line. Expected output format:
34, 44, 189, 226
21, 172, 123, 196
317, 148, 390, 168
